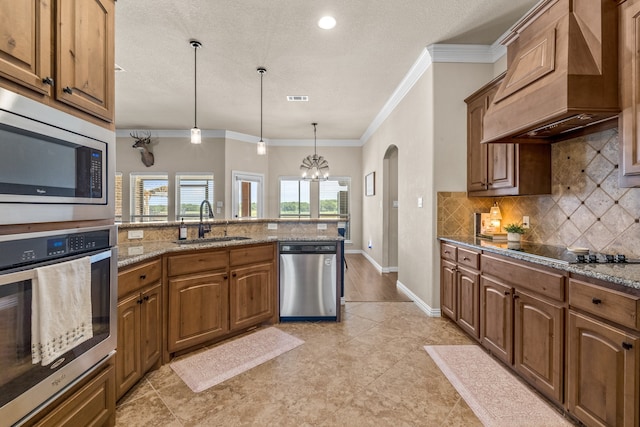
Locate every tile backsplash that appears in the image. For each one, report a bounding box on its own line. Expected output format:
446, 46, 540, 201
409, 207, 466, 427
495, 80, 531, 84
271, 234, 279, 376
438, 128, 640, 257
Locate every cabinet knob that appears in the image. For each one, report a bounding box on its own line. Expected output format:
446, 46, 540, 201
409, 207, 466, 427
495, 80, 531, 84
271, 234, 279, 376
140, 274, 146, 280
63, 86, 73, 94
622, 342, 633, 350
444, 250, 450, 254
223, 275, 228, 280
42, 76, 54, 86
592, 298, 602, 305
232, 273, 237, 278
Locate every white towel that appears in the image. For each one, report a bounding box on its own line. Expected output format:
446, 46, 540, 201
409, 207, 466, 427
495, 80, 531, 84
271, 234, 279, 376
32, 257, 93, 366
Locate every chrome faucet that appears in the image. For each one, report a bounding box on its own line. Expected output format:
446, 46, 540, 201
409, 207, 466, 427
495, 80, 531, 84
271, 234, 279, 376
198, 200, 214, 238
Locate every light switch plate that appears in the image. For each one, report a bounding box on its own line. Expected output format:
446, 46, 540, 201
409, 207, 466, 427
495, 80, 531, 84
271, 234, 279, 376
127, 230, 144, 239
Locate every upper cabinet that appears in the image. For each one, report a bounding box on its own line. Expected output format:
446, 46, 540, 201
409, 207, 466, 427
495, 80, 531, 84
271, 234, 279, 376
619, 0, 640, 187
482, 0, 619, 144
0, 0, 115, 127
465, 74, 551, 197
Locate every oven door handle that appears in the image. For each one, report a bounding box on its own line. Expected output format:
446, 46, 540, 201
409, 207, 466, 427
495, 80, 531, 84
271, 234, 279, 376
90, 249, 112, 264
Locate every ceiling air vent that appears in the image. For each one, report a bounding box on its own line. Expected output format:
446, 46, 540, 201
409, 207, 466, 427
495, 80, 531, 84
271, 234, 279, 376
287, 95, 308, 102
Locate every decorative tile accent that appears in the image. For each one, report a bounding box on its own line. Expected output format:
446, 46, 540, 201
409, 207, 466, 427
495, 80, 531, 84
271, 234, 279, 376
438, 129, 640, 257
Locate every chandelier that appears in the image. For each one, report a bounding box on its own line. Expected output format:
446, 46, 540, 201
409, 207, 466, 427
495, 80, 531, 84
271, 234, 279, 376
300, 122, 329, 180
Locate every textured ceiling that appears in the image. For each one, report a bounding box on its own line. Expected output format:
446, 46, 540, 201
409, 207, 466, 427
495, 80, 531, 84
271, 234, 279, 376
114, 0, 538, 140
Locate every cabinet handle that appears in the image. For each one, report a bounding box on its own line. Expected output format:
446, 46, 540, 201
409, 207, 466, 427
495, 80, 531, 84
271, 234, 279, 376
42, 76, 54, 86
137, 299, 143, 304
463, 257, 470, 261
513, 294, 519, 299
140, 274, 147, 280
592, 298, 602, 305
504, 291, 510, 295
63, 86, 73, 94
622, 342, 633, 350
444, 250, 450, 254
143, 295, 150, 301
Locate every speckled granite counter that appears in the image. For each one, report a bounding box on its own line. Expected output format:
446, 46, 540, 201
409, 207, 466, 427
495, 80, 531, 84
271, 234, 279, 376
118, 233, 343, 268
439, 236, 640, 291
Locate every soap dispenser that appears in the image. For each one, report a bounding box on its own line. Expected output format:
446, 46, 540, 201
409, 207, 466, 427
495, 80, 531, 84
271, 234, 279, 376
179, 218, 187, 240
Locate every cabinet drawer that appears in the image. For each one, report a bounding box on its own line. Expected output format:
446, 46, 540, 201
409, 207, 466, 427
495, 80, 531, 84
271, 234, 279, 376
229, 243, 274, 267
118, 258, 161, 298
440, 242, 457, 262
482, 254, 565, 301
569, 279, 640, 331
457, 247, 480, 270
167, 249, 228, 276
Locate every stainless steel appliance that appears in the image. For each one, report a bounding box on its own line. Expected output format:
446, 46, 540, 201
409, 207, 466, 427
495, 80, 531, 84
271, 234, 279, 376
279, 242, 338, 321
0, 87, 115, 224
0, 226, 117, 426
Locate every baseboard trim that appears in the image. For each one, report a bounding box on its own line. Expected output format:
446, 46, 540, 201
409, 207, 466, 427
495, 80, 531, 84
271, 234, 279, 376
397, 280, 441, 317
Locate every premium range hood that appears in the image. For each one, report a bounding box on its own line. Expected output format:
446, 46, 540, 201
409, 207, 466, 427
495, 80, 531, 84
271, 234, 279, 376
482, 0, 619, 144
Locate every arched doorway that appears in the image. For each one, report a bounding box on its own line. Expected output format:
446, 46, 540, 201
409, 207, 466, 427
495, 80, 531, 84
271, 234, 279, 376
382, 145, 398, 271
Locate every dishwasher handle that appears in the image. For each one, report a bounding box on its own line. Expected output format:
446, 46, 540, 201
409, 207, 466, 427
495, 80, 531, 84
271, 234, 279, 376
279, 242, 337, 254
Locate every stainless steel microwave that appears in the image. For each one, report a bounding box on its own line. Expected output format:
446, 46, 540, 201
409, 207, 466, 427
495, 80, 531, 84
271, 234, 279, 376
0, 88, 115, 224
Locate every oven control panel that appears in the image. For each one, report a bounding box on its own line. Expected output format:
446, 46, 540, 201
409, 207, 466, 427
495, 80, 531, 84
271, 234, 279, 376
0, 227, 113, 270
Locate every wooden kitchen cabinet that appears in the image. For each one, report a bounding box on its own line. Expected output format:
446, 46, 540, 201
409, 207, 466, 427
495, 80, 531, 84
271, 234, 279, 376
567, 276, 640, 427
116, 259, 162, 400
25, 355, 115, 427
166, 243, 277, 354
465, 74, 551, 197
619, 0, 640, 187
440, 242, 480, 340
480, 253, 565, 404
0, 0, 115, 125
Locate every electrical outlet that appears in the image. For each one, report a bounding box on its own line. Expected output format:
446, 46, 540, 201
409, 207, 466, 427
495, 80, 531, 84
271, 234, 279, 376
267, 223, 278, 230
127, 230, 144, 239
317, 223, 327, 230
522, 216, 530, 229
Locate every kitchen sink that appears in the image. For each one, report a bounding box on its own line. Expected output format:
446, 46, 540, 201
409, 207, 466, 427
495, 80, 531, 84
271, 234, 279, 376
174, 236, 252, 245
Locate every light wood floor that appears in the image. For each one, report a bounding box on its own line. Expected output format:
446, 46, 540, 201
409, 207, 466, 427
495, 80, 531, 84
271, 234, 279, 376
343, 253, 411, 302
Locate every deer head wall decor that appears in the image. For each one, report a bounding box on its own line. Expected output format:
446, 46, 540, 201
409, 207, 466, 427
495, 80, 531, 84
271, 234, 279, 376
131, 131, 155, 167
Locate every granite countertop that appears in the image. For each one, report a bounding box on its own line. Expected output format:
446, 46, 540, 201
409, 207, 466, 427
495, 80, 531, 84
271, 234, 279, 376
118, 233, 343, 268
439, 236, 640, 291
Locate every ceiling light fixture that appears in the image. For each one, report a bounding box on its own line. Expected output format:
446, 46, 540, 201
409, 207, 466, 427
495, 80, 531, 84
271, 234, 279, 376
257, 67, 267, 155
318, 16, 336, 30
300, 122, 329, 180
190, 40, 202, 144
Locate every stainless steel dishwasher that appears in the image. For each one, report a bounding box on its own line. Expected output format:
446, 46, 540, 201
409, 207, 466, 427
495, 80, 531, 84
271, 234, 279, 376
279, 242, 338, 321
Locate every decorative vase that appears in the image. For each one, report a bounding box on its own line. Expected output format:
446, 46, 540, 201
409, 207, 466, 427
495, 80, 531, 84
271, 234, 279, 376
507, 232, 522, 242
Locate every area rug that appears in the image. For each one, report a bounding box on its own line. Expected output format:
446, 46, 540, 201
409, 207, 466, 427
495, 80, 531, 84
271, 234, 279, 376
171, 327, 304, 393
424, 345, 572, 427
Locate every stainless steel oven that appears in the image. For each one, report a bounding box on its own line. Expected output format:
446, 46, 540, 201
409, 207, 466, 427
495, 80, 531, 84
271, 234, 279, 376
0, 87, 115, 225
0, 226, 117, 426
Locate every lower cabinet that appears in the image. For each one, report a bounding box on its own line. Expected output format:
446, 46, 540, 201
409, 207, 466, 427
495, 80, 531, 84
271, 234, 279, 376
480, 275, 513, 364
168, 272, 230, 352
116, 259, 163, 400
166, 243, 276, 355
567, 311, 639, 427
26, 356, 116, 427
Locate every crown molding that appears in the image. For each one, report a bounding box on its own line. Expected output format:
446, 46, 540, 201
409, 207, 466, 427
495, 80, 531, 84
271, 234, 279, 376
427, 43, 506, 63
115, 129, 226, 138
269, 139, 362, 147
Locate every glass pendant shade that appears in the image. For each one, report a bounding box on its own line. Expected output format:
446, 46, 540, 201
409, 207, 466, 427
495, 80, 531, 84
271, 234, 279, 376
191, 127, 201, 144
300, 123, 329, 180
257, 139, 266, 155
257, 67, 267, 155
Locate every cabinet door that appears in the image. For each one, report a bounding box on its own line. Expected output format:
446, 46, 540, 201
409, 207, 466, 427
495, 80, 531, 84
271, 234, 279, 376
0, 0, 52, 95
457, 266, 480, 340
56, 0, 114, 121
140, 283, 162, 374
467, 94, 489, 193
513, 290, 564, 404
487, 143, 515, 190
229, 262, 274, 331
440, 259, 457, 320
619, 0, 640, 187
168, 272, 229, 352
567, 311, 639, 427
115, 293, 141, 400
480, 275, 512, 364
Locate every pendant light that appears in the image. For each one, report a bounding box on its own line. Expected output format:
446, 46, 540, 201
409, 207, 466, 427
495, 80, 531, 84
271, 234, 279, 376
300, 122, 329, 180
256, 67, 267, 155
190, 40, 202, 144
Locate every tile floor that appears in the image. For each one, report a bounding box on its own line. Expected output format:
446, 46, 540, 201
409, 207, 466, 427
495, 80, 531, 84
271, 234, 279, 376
115, 302, 483, 426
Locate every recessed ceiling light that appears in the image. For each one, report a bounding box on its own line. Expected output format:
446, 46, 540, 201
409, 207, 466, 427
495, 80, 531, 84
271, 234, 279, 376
318, 16, 336, 30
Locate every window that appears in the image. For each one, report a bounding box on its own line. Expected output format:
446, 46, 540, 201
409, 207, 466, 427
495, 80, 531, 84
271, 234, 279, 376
176, 174, 214, 221
320, 178, 351, 239
114, 172, 122, 223
279, 179, 310, 218
130, 173, 169, 222
232, 171, 264, 219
